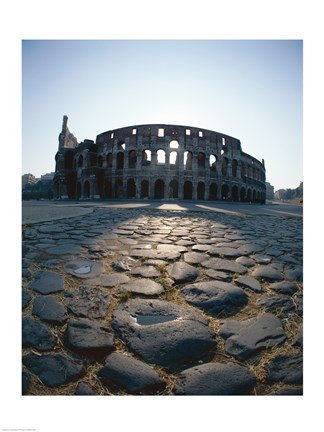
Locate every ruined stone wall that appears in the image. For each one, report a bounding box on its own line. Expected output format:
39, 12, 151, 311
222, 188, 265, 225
54, 122, 266, 202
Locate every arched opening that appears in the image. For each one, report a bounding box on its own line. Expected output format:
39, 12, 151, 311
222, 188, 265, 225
221, 184, 229, 200
169, 179, 178, 198
77, 182, 81, 199
142, 149, 151, 166
183, 181, 193, 200
77, 155, 83, 168
89, 149, 97, 167
117, 152, 124, 170
127, 179, 136, 198
241, 162, 246, 177
84, 180, 90, 198
232, 159, 238, 177
209, 183, 217, 200
198, 152, 205, 169
210, 154, 217, 171
97, 172, 104, 197
67, 172, 76, 199
257, 190, 260, 202
221, 157, 228, 176
98, 155, 103, 168
184, 151, 192, 170
154, 179, 164, 199
170, 151, 178, 167
232, 185, 238, 201
129, 150, 137, 169
115, 179, 123, 198
240, 187, 246, 202
141, 180, 149, 198
107, 153, 113, 168
157, 149, 165, 164
64, 151, 74, 170
252, 189, 256, 202
118, 141, 126, 150
105, 180, 112, 198
197, 182, 205, 200
170, 140, 179, 149
247, 188, 252, 202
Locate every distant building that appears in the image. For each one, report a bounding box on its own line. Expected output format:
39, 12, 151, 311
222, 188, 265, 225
22, 172, 54, 200
274, 189, 286, 200
266, 182, 274, 200
22, 173, 36, 189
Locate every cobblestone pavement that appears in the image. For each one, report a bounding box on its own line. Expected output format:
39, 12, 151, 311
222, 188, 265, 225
22, 206, 303, 395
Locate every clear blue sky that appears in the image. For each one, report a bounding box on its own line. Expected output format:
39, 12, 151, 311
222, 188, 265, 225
22, 39, 302, 191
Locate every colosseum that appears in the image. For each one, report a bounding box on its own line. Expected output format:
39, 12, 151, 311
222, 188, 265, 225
54, 116, 266, 203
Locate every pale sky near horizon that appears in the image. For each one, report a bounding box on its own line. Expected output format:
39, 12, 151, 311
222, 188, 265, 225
22, 39, 302, 191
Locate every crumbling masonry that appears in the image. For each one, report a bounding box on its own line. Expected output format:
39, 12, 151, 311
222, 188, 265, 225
54, 116, 266, 202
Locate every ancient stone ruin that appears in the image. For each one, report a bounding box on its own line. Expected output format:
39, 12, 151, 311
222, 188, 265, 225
54, 116, 266, 202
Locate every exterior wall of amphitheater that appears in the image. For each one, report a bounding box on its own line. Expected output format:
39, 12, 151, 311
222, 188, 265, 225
54, 118, 266, 203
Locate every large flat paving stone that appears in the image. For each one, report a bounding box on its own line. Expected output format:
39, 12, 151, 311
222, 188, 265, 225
45, 243, 82, 256
98, 352, 165, 394
29, 271, 64, 295
64, 286, 111, 319
166, 262, 200, 283
130, 266, 161, 278
219, 313, 287, 360
256, 294, 295, 313
65, 319, 115, 358
251, 266, 283, 281
22, 354, 85, 387
117, 279, 164, 296
32, 295, 68, 325
180, 280, 248, 316
111, 299, 215, 372
234, 275, 261, 292
201, 257, 248, 274
209, 246, 242, 258
265, 353, 303, 384
22, 317, 56, 351
268, 280, 299, 295
64, 259, 104, 279
175, 362, 256, 395
85, 273, 130, 287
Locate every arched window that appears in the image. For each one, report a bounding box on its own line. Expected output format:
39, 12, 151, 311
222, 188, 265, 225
221, 157, 228, 176
169, 180, 178, 198
107, 153, 113, 168
170, 151, 178, 166
184, 151, 192, 170
129, 150, 137, 169
117, 152, 124, 169
183, 181, 193, 199
232, 159, 238, 177
198, 152, 205, 169
77, 155, 83, 168
98, 155, 103, 168
127, 179, 136, 198
197, 182, 205, 200
154, 179, 164, 199
157, 149, 166, 164
209, 154, 217, 171
170, 140, 179, 149
141, 180, 149, 198
232, 185, 238, 201
221, 184, 229, 200
142, 149, 151, 166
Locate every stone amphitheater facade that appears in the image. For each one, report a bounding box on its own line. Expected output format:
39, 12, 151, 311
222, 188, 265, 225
54, 116, 266, 203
